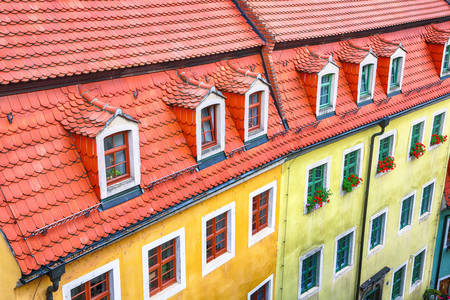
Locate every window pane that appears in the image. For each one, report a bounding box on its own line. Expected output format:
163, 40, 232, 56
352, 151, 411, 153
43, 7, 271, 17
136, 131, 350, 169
115, 150, 126, 163
71, 284, 86, 300
116, 163, 126, 177
105, 154, 114, 167
162, 245, 174, 260
104, 136, 113, 151
114, 133, 124, 147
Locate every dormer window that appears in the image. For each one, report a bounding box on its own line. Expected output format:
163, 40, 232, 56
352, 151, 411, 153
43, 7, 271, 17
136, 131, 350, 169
248, 92, 261, 132
315, 60, 339, 119
201, 106, 217, 149
319, 74, 333, 109
244, 77, 269, 141
104, 132, 130, 185
390, 57, 402, 88
360, 64, 373, 97
442, 44, 450, 75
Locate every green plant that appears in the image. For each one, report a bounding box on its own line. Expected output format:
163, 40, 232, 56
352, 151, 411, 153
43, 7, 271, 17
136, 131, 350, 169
377, 156, 396, 173
431, 134, 447, 146
306, 189, 331, 213
410, 142, 426, 159
342, 174, 363, 192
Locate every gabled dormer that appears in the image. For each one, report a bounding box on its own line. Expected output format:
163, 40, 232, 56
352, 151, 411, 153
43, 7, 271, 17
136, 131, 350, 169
425, 25, 450, 79
338, 41, 378, 105
370, 35, 406, 96
295, 48, 339, 119
58, 87, 141, 204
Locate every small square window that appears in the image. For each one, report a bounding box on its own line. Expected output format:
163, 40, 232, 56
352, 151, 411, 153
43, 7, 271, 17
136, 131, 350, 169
391, 265, 406, 299
369, 211, 387, 251
335, 231, 354, 274
411, 250, 425, 287
299, 247, 322, 297
399, 194, 414, 231
420, 182, 434, 216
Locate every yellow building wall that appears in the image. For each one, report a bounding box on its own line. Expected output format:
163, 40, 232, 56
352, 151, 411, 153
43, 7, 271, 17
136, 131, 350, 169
8, 165, 281, 300
275, 98, 449, 300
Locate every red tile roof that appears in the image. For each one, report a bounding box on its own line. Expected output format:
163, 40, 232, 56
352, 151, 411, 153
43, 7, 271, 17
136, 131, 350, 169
0, 0, 264, 85
242, 0, 450, 43
369, 35, 403, 57
425, 24, 450, 44
294, 48, 330, 73
337, 41, 372, 64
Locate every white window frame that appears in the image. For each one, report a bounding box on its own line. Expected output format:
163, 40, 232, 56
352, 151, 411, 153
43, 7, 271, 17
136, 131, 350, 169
142, 228, 186, 300
409, 246, 427, 293
445, 218, 450, 249
387, 47, 406, 93
367, 207, 388, 257
429, 108, 448, 150
62, 259, 121, 300
244, 77, 270, 142
357, 53, 378, 103
438, 274, 450, 292
407, 118, 426, 162
440, 39, 450, 77
298, 245, 324, 299
375, 129, 397, 177
96, 116, 141, 200
398, 191, 416, 235
316, 61, 339, 118
390, 260, 408, 300
333, 227, 356, 280
340, 143, 365, 194
418, 179, 436, 221
196, 91, 226, 161
247, 274, 274, 300
202, 202, 236, 277
248, 181, 277, 247
304, 157, 331, 214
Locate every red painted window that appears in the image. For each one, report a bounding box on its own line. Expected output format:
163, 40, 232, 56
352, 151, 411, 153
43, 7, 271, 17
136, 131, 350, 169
252, 190, 269, 234
206, 212, 227, 262
104, 132, 130, 185
201, 106, 216, 149
70, 272, 110, 300
250, 282, 268, 300
148, 239, 177, 296
248, 92, 261, 131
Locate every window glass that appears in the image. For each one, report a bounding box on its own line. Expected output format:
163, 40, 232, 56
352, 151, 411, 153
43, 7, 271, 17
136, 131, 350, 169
148, 239, 177, 296
410, 123, 423, 151
252, 190, 269, 234
343, 150, 360, 178
360, 64, 373, 96
390, 57, 402, 87
301, 251, 320, 293
412, 251, 425, 285
70, 272, 110, 300
370, 214, 385, 249
378, 136, 392, 161
104, 132, 129, 184
392, 266, 406, 299
400, 196, 413, 230
249, 92, 261, 131
201, 106, 216, 147
250, 282, 268, 300
307, 164, 325, 197
443, 45, 450, 73
421, 183, 434, 215
320, 74, 332, 108
206, 212, 228, 262
431, 113, 444, 136
336, 232, 353, 272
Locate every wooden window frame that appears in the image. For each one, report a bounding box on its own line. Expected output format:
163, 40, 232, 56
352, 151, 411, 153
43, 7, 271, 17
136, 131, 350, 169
410, 123, 422, 151
431, 112, 444, 136
70, 272, 110, 300
252, 190, 269, 234
360, 64, 373, 96
390, 57, 401, 87
319, 74, 332, 108
391, 265, 406, 299
148, 239, 177, 296
104, 132, 130, 185
420, 183, 434, 215
201, 106, 217, 149
443, 45, 450, 73
343, 150, 359, 178
370, 215, 383, 249
250, 282, 268, 300
206, 212, 228, 262
399, 195, 413, 230
248, 92, 261, 132
301, 251, 320, 294
378, 136, 392, 161
411, 251, 424, 285
335, 233, 351, 273
307, 164, 325, 197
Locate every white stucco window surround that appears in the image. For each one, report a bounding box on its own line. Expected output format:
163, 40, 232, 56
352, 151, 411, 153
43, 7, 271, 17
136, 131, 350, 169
142, 228, 186, 300
315, 60, 339, 117
357, 52, 378, 103
196, 90, 226, 161
247, 274, 274, 300
440, 38, 450, 77
303, 157, 331, 214
333, 227, 356, 280
374, 129, 397, 178
244, 76, 270, 141
429, 108, 448, 150
367, 207, 388, 258
418, 179, 436, 221
62, 259, 121, 300
201, 202, 236, 277
409, 246, 427, 293
387, 47, 406, 93
340, 142, 365, 194
397, 191, 416, 236
248, 181, 277, 247
407, 118, 426, 162
390, 260, 408, 300
298, 245, 324, 300
96, 115, 140, 200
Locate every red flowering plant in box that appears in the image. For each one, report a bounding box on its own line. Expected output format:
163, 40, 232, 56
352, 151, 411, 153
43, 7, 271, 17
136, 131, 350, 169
430, 134, 447, 146
377, 156, 396, 174
306, 189, 331, 213
409, 142, 426, 159
342, 174, 363, 193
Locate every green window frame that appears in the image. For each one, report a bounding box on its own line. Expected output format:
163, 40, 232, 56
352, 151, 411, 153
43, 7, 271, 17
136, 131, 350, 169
400, 195, 413, 230
320, 74, 332, 108
370, 213, 385, 250
390, 57, 402, 87
360, 64, 373, 96
378, 135, 392, 161
307, 164, 326, 197
301, 251, 320, 293
336, 232, 353, 273
410, 122, 423, 152
421, 183, 434, 215
443, 45, 450, 73
412, 251, 425, 285
343, 150, 360, 178
391, 266, 405, 299
431, 113, 444, 136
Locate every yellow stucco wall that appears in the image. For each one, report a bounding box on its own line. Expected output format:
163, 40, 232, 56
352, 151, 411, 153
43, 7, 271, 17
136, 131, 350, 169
0, 232, 22, 300
7, 165, 281, 300
275, 98, 449, 300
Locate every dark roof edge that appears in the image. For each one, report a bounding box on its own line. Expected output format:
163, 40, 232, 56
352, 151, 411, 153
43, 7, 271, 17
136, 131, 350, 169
274, 16, 450, 51
0, 46, 262, 98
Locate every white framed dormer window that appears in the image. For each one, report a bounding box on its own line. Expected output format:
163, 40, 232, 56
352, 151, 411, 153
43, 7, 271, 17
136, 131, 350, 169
316, 61, 339, 118
142, 228, 186, 300
62, 259, 121, 300
333, 227, 356, 280
410, 247, 427, 293
196, 92, 226, 161
202, 202, 235, 277
298, 245, 324, 299
97, 117, 140, 200
304, 157, 331, 214
341, 143, 365, 194
245, 76, 269, 141
247, 274, 273, 300
357, 53, 377, 103
419, 179, 435, 221
441, 39, 450, 77
248, 181, 277, 247
430, 108, 448, 149
398, 191, 416, 235
375, 129, 397, 177
407, 118, 426, 161
368, 207, 388, 257
391, 260, 408, 300
388, 47, 406, 93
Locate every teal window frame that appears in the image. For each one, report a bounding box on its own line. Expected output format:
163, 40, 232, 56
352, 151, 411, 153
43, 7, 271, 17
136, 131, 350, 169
319, 74, 332, 109
399, 195, 413, 230
369, 213, 385, 250
378, 135, 392, 161
335, 232, 353, 273
431, 113, 444, 136
420, 183, 434, 216
390, 57, 402, 87
343, 150, 360, 179
411, 251, 425, 285
307, 164, 326, 197
391, 265, 406, 299
301, 250, 321, 293
360, 64, 373, 97
409, 122, 423, 154
443, 45, 450, 73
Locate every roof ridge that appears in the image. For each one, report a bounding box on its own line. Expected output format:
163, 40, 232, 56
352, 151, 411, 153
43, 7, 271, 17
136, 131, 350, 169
77, 86, 122, 115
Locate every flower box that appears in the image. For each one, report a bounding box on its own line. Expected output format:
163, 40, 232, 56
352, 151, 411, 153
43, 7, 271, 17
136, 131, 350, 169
409, 142, 426, 159
306, 189, 331, 213
377, 156, 396, 174
430, 134, 447, 146
342, 174, 363, 192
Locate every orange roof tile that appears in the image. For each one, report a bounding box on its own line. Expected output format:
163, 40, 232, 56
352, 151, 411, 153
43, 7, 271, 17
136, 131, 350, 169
425, 24, 450, 44
294, 48, 330, 73
369, 35, 403, 57
337, 41, 372, 64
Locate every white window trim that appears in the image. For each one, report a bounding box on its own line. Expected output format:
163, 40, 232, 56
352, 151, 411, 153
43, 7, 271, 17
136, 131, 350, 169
438, 274, 450, 293
367, 207, 388, 258
62, 259, 121, 300
440, 39, 450, 77
244, 78, 269, 142
407, 117, 426, 162
303, 157, 331, 214
196, 92, 226, 161
96, 117, 141, 200
247, 274, 274, 300
340, 143, 365, 195
418, 178, 436, 221
387, 47, 406, 93
390, 260, 408, 300
316, 61, 339, 117
333, 227, 356, 280
202, 202, 236, 277
398, 191, 416, 236
357, 53, 378, 103
142, 228, 186, 300
409, 246, 427, 293
445, 218, 450, 249
248, 181, 277, 247
429, 108, 448, 150
375, 129, 397, 178
298, 245, 324, 300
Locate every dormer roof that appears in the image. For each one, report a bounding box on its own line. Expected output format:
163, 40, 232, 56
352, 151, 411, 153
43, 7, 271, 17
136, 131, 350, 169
369, 35, 405, 57
425, 24, 450, 45
337, 41, 376, 64
295, 48, 334, 74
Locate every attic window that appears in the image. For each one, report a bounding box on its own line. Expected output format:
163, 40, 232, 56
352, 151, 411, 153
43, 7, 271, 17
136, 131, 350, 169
319, 74, 333, 109
104, 132, 130, 185
244, 79, 269, 142
360, 64, 373, 97
248, 92, 261, 132
201, 106, 217, 149
315, 60, 339, 119
442, 44, 450, 75
390, 58, 402, 88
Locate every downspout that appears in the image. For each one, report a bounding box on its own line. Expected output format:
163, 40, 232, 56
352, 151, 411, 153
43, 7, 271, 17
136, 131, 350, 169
434, 214, 449, 289
355, 117, 390, 300
45, 265, 65, 300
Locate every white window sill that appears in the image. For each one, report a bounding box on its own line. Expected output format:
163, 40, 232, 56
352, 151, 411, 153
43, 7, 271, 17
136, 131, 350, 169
203, 251, 234, 277
429, 142, 443, 151
409, 279, 422, 294
105, 177, 136, 199
200, 144, 222, 161
340, 182, 362, 196
418, 212, 431, 223
398, 225, 412, 236
246, 127, 266, 142
334, 265, 353, 281
374, 169, 394, 178
249, 226, 275, 247
299, 286, 320, 300
367, 244, 384, 258
149, 281, 186, 300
